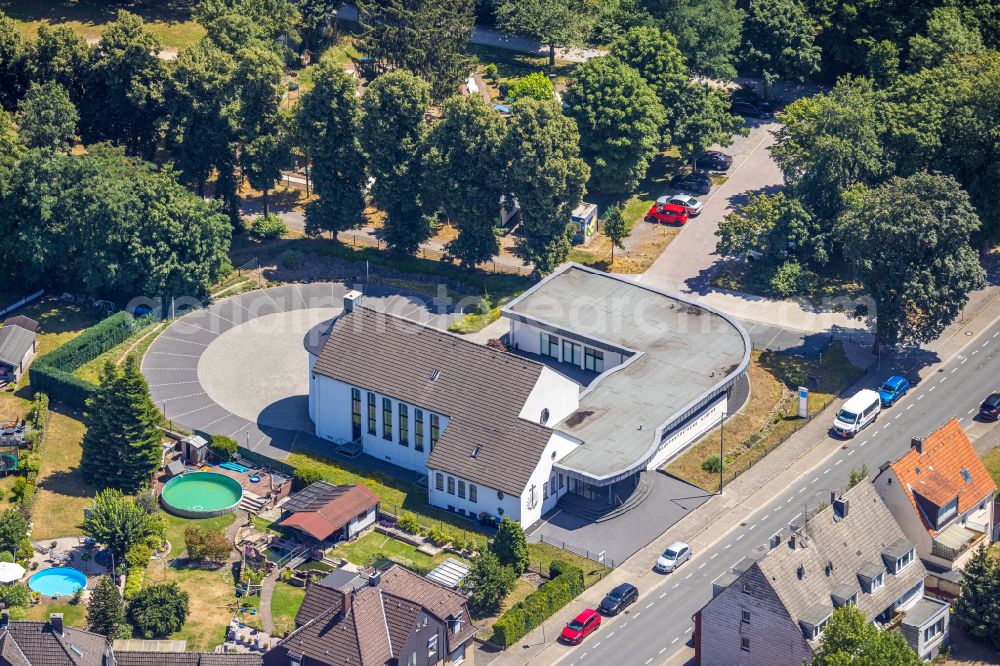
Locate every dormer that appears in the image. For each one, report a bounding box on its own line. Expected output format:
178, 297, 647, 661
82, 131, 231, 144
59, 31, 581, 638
799, 603, 833, 640
857, 562, 885, 593
882, 538, 916, 574
830, 582, 859, 608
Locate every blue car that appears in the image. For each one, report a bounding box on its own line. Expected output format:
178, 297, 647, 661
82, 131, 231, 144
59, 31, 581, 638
878, 375, 910, 407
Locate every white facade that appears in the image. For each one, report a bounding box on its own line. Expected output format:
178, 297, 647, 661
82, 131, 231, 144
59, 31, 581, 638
647, 394, 727, 471
347, 505, 377, 538
519, 366, 579, 426
507, 319, 627, 373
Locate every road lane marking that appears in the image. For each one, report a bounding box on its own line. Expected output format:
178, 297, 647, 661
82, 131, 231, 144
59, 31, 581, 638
594, 642, 601, 648
748, 524, 756, 530
811, 477, 819, 483
962, 358, 968, 364
724, 544, 732, 549
646, 603, 655, 609
952, 367, 958, 373
645, 659, 653, 664
929, 386, 936, 392
672, 584, 679, 589
860, 441, 867, 447
737, 534, 745, 541
698, 563, 706, 569
659, 648, 667, 655
685, 627, 693, 634
762, 514, 769, 521
907, 404, 913, 410
685, 573, 693, 579
940, 376, 948, 383
918, 394, 924, 400
608, 632, 615, 638
785, 497, 793, 503
671, 638, 679, 644
823, 468, 831, 474
634, 612, 642, 619
848, 450, 855, 456
894, 414, 901, 420
661, 592, 668, 597
970, 408, 977, 414
711, 553, 719, 560
798, 487, 806, 494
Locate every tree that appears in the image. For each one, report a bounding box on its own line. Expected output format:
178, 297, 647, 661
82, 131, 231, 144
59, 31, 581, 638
83, 489, 149, 559
908, 7, 983, 71
643, 0, 744, 79
87, 576, 128, 638
0, 509, 27, 556
564, 56, 665, 194
609, 26, 687, 138
184, 527, 231, 564
505, 98, 588, 273
166, 40, 238, 196
496, 0, 599, 67
0, 584, 31, 609
771, 77, 885, 224
127, 582, 189, 638
196, 0, 300, 54
297, 56, 368, 236
78, 11, 166, 158
847, 464, 869, 488
357, 0, 474, 99
360, 70, 433, 255
298, 0, 341, 49
812, 605, 921, 665
507, 72, 555, 102
865, 40, 900, 87
80, 356, 163, 492
422, 95, 507, 266
837, 173, 986, 350
603, 203, 627, 263
466, 550, 517, 616
17, 82, 78, 152
740, 0, 820, 87
31, 25, 90, 105
0, 12, 30, 111
715, 191, 823, 265
954, 545, 997, 644
672, 84, 745, 168
492, 517, 530, 575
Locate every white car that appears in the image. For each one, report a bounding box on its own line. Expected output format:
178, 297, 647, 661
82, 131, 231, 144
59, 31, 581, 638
655, 541, 692, 573
656, 194, 703, 217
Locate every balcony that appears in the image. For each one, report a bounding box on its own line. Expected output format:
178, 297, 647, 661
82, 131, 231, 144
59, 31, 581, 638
932, 522, 987, 562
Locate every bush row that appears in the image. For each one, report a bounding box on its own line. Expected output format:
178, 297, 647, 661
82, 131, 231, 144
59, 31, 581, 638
29, 312, 143, 408
17, 393, 48, 518
491, 561, 584, 648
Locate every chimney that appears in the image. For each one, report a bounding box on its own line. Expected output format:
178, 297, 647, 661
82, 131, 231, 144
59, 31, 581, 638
833, 497, 849, 520
50, 613, 63, 636
789, 533, 797, 549
911, 437, 924, 455
343, 290, 363, 314
369, 572, 382, 588
340, 588, 353, 617
1, 609, 8, 628
830, 491, 837, 505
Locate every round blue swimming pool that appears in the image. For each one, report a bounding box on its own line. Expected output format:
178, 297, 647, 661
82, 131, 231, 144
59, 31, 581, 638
28, 567, 87, 597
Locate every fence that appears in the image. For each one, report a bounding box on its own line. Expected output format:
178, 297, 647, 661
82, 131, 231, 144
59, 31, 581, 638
336, 231, 534, 277
533, 533, 615, 570
0, 290, 44, 319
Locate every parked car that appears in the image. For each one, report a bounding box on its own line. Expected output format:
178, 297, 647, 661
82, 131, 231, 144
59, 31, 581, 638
657, 194, 704, 216
696, 151, 733, 171
646, 202, 690, 225
561, 609, 601, 644
669, 172, 712, 195
832, 389, 881, 438
655, 541, 691, 573
730, 99, 772, 119
598, 583, 639, 616
979, 393, 1000, 420
877, 375, 910, 407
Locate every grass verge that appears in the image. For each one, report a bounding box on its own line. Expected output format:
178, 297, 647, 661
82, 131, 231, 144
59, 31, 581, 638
982, 444, 1000, 488
270, 582, 306, 637
31, 404, 95, 540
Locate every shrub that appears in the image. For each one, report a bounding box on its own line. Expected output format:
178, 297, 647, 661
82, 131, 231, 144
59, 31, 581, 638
127, 582, 189, 638
123, 568, 143, 600
281, 249, 305, 269
507, 72, 554, 101
125, 544, 152, 570
10, 478, 27, 503
768, 260, 814, 298
292, 467, 323, 491
0, 584, 31, 608
0, 551, 12, 563
491, 561, 584, 646
701, 454, 723, 474
396, 512, 421, 535
209, 435, 238, 461
475, 292, 493, 316
184, 527, 230, 563
484, 63, 499, 81
250, 214, 288, 240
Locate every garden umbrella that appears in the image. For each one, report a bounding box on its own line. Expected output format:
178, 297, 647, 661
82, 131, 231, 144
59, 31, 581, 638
0, 562, 25, 584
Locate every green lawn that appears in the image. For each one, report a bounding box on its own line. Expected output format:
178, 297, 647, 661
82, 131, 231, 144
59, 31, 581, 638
24, 598, 87, 627
328, 532, 462, 572
271, 582, 306, 637
73, 321, 165, 384
525, 541, 610, 588
982, 444, 1000, 488
2, 0, 206, 50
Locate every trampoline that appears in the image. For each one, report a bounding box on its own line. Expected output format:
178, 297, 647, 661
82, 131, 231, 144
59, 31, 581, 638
0, 453, 18, 473
161, 471, 243, 518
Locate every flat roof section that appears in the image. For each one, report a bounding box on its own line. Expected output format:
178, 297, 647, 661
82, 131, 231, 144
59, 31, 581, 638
503, 265, 750, 483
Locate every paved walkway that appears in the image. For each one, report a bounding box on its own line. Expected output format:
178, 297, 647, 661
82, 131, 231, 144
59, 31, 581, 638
258, 570, 280, 634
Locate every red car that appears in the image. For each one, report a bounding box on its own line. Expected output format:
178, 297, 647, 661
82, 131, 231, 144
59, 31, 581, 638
646, 202, 690, 225
561, 609, 601, 645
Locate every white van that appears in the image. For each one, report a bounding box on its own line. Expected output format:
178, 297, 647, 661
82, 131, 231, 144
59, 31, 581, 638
832, 389, 881, 439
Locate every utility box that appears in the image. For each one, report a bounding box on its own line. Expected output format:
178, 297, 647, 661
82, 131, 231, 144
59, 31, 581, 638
572, 203, 598, 245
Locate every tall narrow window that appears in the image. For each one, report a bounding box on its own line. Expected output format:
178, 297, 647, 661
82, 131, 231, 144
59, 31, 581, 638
399, 403, 409, 446
351, 388, 362, 440
415, 408, 424, 452
540, 333, 559, 359
447, 476, 455, 495
562, 340, 582, 366
430, 414, 440, 451
367, 392, 376, 435
458, 480, 466, 499
435, 472, 444, 491
382, 397, 392, 440
584, 347, 605, 373
469, 485, 477, 503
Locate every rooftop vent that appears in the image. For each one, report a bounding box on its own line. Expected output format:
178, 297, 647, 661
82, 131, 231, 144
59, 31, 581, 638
430, 369, 441, 382
824, 561, 833, 577
915, 466, 921, 474
797, 564, 805, 580
962, 469, 972, 484
833, 497, 849, 520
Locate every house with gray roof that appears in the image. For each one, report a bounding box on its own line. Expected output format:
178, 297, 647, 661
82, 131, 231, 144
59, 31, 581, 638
695, 482, 950, 665
0, 611, 114, 665
0, 317, 37, 384
306, 265, 749, 527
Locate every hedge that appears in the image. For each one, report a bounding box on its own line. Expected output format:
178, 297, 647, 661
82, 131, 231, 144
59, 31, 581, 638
19, 393, 49, 519
29, 311, 154, 408
491, 561, 584, 647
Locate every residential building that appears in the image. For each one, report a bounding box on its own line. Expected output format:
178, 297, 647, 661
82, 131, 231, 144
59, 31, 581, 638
306, 264, 749, 527
278, 481, 380, 543
267, 564, 475, 666
874, 419, 996, 598
695, 482, 949, 665
0, 611, 114, 665
0, 316, 37, 383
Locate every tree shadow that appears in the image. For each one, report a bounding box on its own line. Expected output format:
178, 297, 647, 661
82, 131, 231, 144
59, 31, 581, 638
2, 0, 197, 31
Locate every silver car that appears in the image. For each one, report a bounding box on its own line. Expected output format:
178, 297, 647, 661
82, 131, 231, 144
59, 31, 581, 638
655, 541, 692, 573
656, 194, 703, 217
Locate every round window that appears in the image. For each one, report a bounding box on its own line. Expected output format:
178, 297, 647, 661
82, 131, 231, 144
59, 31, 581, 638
540, 408, 550, 425
498, 507, 504, 515
497, 490, 504, 500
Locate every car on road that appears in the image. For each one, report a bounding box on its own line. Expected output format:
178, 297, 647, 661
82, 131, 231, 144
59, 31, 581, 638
598, 583, 639, 616
646, 202, 690, 225
669, 172, 712, 195
877, 375, 910, 407
696, 151, 733, 171
730, 99, 772, 119
832, 389, 881, 438
979, 393, 1000, 420
655, 541, 691, 573
657, 194, 704, 216
561, 609, 601, 644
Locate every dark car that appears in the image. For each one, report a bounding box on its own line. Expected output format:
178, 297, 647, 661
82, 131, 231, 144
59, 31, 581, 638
696, 151, 733, 171
730, 99, 772, 119
980, 393, 1000, 420
670, 172, 712, 195
598, 583, 639, 616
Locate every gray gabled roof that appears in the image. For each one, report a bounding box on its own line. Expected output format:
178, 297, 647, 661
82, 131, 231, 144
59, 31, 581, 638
0, 325, 34, 367
799, 603, 833, 628
313, 306, 552, 496
882, 537, 915, 561
830, 582, 858, 603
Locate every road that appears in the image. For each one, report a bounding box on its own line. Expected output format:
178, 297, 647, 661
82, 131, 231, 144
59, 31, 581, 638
550, 321, 1000, 666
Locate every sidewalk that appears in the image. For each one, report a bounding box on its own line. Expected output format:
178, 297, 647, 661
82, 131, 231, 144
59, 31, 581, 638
484, 283, 1000, 666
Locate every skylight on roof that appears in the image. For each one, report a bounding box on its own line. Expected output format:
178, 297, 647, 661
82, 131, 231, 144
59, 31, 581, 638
430, 369, 441, 382
961, 469, 972, 483
471, 446, 480, 459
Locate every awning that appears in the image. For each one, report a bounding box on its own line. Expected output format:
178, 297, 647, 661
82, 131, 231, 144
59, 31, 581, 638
935, 523, 978, 551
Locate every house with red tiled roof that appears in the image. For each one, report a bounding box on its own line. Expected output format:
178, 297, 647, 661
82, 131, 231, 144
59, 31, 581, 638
279, 481, 380, 543
874, 419, 996, 597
